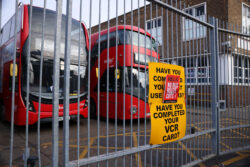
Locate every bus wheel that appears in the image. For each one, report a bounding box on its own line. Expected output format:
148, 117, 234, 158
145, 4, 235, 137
90, 99, 96, 118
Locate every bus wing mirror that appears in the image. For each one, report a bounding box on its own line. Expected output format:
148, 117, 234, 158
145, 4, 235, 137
10, 63, 18, 77
115, 69, 120, 79
96, 68, 99, 78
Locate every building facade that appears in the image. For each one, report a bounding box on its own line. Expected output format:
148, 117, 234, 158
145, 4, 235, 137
91, 0, 250, 107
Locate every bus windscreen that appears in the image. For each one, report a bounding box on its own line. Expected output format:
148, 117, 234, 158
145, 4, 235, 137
21, 7, 88, 99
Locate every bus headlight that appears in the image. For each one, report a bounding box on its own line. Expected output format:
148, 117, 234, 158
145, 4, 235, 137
131, 106, 137, 114
84, 99, 88, 108
29, 102, 36, 112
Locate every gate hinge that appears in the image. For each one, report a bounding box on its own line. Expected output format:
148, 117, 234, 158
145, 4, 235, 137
217, 100, 226, 112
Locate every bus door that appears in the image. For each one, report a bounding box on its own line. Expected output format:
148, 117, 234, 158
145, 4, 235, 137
99, 67, 122, 118
2, 43, 19, 121
99, 68, 110, 117
2, 60, 17, 120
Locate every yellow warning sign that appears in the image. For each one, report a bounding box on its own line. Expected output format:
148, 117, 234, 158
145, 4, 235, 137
149, 62, 186, 145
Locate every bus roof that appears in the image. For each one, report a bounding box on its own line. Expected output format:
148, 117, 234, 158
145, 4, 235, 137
91, 25, 155, 48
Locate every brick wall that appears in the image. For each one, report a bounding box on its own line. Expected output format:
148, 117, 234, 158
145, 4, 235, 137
90, 0, 250, 60
90, 0, 230, 59
228, 0, 250, 26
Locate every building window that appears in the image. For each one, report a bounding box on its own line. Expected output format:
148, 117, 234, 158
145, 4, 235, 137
186, 57, 197, 84
245, 58, 250, 83
183, 3, 206, 41
146, 17, 162, 45
233, 55, 250, 84
242, 3, 250, 34
177, 55, 210, 84
197, 56, 209, 83
234, 55, 246, 84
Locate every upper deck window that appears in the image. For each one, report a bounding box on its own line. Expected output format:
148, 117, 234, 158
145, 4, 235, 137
29, 6, 87, 64
91, 29, 157, 58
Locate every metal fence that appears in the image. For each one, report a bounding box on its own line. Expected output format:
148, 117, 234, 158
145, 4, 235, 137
1, 0, 249, 166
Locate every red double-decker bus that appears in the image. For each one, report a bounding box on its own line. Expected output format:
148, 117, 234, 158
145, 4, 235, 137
0, 5, 89, 125
90, 25, 159, 119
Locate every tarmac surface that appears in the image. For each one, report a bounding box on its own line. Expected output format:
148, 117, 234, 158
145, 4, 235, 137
0, 107, 249, 166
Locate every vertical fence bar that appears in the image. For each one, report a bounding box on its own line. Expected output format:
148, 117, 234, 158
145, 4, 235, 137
97, 0, 101, 164
202, 15, 206, 159
130, 1, 134, 166
188, 12, 192, 164
9, 1, 18, 166
182, 2, 189, 165
206, 16, 209, 158
161, 1, 165, 164
247, 21, 250, 140
237, 24, 240, 151
137, 3, 141, 166
238, 24, 241, 150
155, 3, 159, 166
115, 0, 118, 166
63, 0, 73, 165
143, 1, 147, 166
232, 23, 236, 150
221, 21, 225, 151
77, 0, 83, 164
37, 1, 47, 166
24, 1, 33, 166
229, 22, 233, 151
243, 23, 247, 150
207, 17, 210, 156
210, 17, 219, 155
191, 11, 195, 164
195, 10, 199, 161
106, 0, 110, 166
170, 1, 175, 166
197, 12, 201, 160
122, 0, 126, 166
87, 0, 92, 162
149, 2, 153, 167
230, 23, 235, 150
52, 0, 62, 166
175, 1, 179, 166
218, 21, 221, 147
243, 23, 246, 149
225, 21, 230, 153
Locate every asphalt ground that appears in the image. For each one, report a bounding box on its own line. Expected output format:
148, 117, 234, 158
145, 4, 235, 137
0, 107, 249, 167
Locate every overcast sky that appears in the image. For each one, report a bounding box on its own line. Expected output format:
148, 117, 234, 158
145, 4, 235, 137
1, 0, 149, 28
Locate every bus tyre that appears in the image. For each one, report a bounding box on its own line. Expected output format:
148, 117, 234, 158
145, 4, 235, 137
90, 99, 96, 119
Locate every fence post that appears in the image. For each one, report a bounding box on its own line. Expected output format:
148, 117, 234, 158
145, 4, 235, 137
52, 0, 63, 166
210, 17, 220, 156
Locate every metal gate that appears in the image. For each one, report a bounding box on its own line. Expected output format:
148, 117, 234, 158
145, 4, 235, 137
0, 0, 249, 167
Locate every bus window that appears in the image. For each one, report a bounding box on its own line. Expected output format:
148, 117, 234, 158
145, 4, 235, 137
129, 31, 158, 52
2, 21, 11, 44
100, 68, 123, 92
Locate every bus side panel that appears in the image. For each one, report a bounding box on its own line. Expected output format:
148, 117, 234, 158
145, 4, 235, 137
122, 94, 150, 119
98, 93, 150, 120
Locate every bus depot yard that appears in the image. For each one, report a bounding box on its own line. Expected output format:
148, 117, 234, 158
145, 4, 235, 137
1, 0, 250, 166
0, 107, 249, 167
